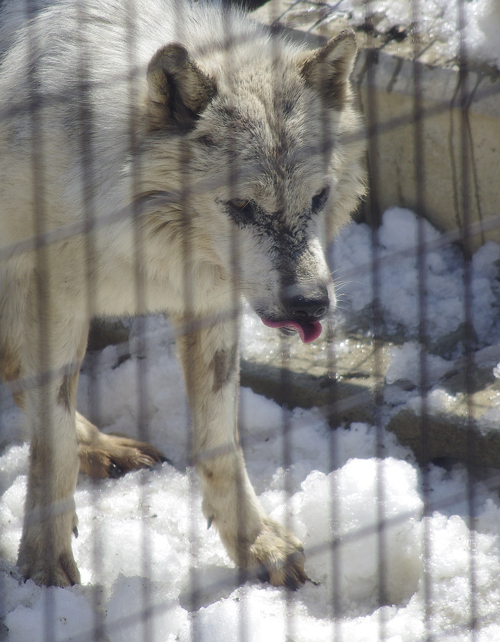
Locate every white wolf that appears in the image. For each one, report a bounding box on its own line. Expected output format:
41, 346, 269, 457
0, 0, 365, 588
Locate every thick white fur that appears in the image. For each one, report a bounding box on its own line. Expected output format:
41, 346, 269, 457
0, 0, 366, 587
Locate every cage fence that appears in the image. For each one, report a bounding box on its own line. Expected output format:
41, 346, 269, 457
1, 0, 500, 641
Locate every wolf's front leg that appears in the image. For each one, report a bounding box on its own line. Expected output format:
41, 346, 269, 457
16, 313, 87, 587
18, 411, 81, 587
174, 314, 306, 589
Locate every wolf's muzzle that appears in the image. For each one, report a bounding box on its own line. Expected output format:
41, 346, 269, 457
285, 291, 330, 323
261, 285, 330, 343
282, 280, 330, 323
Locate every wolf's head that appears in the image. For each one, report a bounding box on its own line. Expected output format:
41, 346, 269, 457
142, 26, 366, 341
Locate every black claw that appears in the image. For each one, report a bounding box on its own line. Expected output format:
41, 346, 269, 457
285, 561, 308, 590
256, 564, 270, 584
152, 453, 173, 467
284, 573, 301, 591
73, 526, 78, 539
142, 449, 170, 467
109, 462, 122, 478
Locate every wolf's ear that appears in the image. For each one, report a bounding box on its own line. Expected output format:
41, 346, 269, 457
298, 30, 357, 111
147, 43, 217, 131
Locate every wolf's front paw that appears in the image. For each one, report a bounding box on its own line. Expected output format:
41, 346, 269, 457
248, 517, 307, 590
18, 507, 81, 587
18, 541, 80, 587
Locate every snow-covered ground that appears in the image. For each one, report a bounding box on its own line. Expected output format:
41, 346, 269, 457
332, 207, 500, 349
2, 208, 500, 641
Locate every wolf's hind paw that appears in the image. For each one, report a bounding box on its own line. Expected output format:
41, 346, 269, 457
79, 433, 168, 479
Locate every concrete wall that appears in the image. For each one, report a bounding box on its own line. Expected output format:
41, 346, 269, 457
354, 50, 500, 251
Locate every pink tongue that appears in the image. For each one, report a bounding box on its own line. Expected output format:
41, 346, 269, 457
262, 319, 322, 343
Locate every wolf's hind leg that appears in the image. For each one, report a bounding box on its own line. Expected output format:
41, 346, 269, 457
175, 314, 307, 589
76, 411, 167, 479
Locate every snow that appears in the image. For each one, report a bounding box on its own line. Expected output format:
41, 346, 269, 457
385, 342, 453, 386
2, 207, 500, 640
331, 207, 500, 349
340, 0, 500, 70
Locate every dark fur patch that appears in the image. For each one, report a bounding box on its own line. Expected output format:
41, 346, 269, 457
200, 464, 214, 480
194, 134, 217, 148
282, 98, 295, 117
57, 372, 79, 413
147, 44, 217, 133
299, 31, 356, 111
0, 345, 20, 383
212, 345, 237, 392
0, 343, 24, 408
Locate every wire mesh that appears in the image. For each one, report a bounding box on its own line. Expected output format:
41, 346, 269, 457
1, 0, 500, 641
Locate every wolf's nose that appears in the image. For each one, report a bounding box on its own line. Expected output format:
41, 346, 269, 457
287, 291, 330, 322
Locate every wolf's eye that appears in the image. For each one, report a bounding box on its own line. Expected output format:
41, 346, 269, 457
228, 198, 250, 210
227, 199, 254, 221
311, 187, 330, 213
